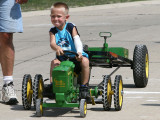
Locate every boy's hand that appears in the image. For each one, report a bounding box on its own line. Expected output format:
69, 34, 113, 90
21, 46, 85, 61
15, 0, 28, 4
76, 52, 83, 61
56, 47, 64, 56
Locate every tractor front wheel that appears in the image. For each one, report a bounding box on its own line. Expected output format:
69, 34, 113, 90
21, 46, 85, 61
36, 98, 43, 117
22, 74, 33, 110
33, 74, 44, 109
80, 99, 87, 118
114, 75, 123, 111
102, 75, 112, 111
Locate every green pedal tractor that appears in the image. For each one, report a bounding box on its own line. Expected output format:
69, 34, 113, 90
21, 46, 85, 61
22, 32, 149, 117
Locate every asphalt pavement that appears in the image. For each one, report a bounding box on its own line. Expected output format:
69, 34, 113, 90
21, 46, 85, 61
0, 0, 160, 120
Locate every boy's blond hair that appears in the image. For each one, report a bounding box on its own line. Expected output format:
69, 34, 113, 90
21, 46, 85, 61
51, 2, 69, 15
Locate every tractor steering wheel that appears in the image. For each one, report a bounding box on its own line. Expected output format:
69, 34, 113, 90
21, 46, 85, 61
57, 50, 79, 61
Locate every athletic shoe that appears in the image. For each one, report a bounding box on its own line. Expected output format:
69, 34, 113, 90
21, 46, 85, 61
2, 82, 18, 104
79, 86, 91, 102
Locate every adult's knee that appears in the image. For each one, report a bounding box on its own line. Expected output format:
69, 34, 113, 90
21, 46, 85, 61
0, 33, 13, 46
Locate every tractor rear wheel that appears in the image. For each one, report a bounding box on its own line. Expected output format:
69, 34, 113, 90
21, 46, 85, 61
133, 45, 149, 88
102, 75, 112, 111
22, 74, 33, 110
33, 74, 44, 109
114, 75, 123, 111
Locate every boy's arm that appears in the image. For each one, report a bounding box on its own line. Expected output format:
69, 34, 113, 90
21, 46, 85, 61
49, 32, 63, 56
72, 27, 83, 61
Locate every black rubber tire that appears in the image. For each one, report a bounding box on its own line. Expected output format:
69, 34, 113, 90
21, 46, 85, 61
102, 75, 112, 111
83, 44, 88, 52
133, 45, 149, 88
114, 75, 123, 111
33, 74, 44, 109
22, 74, 33, 110
36, 98, 43, 117
80, 99, 87, 118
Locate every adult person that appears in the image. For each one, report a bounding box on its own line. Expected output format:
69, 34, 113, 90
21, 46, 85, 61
0, 0, 28, 104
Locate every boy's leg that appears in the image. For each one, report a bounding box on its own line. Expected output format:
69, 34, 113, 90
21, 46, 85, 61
0, 33, 18, 104
79, 57, 90, 100
50, 59, 60, 83
80, 57, 89, 85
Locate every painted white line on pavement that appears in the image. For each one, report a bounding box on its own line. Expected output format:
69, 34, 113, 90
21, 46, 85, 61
126, 96, 160, 102
124, 91, 160, 94
126, 96, 143, 99
146, 100, 159, 102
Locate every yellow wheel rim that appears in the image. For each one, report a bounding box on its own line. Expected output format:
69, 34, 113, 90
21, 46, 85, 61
119, 80, 123, 107
38, 79, 43, 99
84, 102, 87, 115
40, 102, 43, 115
145, 54, 149, 79
27, 79, 32, 103
107, 80, 112, 104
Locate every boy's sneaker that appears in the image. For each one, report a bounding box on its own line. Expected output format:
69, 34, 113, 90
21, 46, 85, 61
79, 86, 91, 102
2, 82, 18, 104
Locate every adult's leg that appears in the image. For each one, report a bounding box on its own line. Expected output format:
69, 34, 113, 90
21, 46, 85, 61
0, 32, 18, 104
0, 33, 14, 77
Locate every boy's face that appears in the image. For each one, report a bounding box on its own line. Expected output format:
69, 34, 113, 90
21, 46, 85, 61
50, 7, 69, 30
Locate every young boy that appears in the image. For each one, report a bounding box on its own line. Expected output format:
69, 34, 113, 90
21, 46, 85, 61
49, 2, 90, 99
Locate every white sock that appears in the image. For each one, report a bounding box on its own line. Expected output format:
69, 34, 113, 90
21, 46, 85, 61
3, 76, 13, 85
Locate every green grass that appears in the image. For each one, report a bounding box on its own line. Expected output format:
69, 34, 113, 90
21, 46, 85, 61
21, 0, 145, 11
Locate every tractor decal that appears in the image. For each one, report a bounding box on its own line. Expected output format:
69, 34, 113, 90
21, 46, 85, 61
54, 78, 65, 87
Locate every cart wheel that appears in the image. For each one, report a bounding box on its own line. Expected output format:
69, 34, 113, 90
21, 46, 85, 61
33, 74, 44, 108
114, 75, 123, 111
80, 99, 87, 118
133, 45, 149, 88
36, 98, 43, 117
22, 74, 33, 110
102, 75, 112, 111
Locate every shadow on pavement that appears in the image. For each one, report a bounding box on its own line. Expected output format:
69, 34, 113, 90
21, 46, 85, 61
142, 104, 160, 107
9, 103, 81, 118
123, 84, 136, 88
89, 107, 117, 112
30, 107, 81, 118
10, 104, 35, 111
